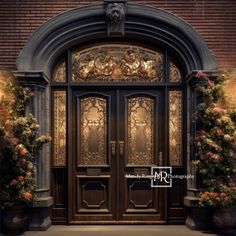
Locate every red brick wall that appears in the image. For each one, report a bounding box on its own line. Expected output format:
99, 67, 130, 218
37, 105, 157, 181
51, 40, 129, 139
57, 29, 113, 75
0, 0, 236, 71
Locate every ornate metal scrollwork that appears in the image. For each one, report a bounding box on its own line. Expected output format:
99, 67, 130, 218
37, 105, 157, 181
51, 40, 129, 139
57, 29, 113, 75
104, 0, 127, 35
72, 45, 163, 82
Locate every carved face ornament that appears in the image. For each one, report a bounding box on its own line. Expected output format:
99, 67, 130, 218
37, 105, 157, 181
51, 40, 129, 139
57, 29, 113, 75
107, 3, 124, 23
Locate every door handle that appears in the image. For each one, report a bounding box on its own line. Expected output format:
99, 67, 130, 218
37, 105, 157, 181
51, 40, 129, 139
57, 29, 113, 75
111, 141, 116, 156
119, 141, 125, 156
159, 152, 163, 166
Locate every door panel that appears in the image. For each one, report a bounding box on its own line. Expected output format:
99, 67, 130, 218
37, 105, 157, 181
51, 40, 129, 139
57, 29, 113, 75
70, 89, 165, 223
71, 90, 116, 222
119, 90, 164, 221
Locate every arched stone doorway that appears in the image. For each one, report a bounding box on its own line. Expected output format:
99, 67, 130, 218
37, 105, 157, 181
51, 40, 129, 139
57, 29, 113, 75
16, 1, 217, 229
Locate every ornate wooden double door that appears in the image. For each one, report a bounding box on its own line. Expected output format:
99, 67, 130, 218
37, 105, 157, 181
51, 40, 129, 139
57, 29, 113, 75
70, 88, 165, 223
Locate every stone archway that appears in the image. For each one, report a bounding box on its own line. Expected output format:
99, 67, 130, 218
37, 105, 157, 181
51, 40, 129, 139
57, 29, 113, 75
15, 1, 217, 230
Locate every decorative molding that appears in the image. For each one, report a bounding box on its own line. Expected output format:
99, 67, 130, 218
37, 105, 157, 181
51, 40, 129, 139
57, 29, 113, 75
14, 71, 49, 88
16, 4, 217, 77
104, 0, 127, 35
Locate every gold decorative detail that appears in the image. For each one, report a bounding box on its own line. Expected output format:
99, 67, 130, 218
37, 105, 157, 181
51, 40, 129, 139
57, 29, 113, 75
53, 90, 67, 166
80, 97, 107, 165
53, 60, 66, 82
170, 60, 181, 82
72, 45, 163, 82
128, 97, 154, 165
169, 91, 182, 166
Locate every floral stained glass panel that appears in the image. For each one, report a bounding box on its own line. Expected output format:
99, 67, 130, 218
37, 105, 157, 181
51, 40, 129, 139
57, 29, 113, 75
80, 97, 107, 166
53, 60, 66, 82
128, 97, 154, 165
53, 90, 67, 166
169, 91, 182, 166
169, 60, 181, 82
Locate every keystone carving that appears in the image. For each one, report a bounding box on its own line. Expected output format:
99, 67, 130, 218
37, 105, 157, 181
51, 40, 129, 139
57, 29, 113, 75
104, 0, 127, 35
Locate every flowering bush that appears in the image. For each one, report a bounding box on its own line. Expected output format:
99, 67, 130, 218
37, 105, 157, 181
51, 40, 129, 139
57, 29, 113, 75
193, 71, 236, 208
199, 190, 236, 208
0, 80, 51, 207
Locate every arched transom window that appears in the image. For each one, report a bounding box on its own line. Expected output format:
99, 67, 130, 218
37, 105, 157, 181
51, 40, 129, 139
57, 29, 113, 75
52, 44, 182, 83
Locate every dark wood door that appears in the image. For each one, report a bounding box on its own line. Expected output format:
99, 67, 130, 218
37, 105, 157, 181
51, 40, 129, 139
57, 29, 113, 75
69, 88, 165, 223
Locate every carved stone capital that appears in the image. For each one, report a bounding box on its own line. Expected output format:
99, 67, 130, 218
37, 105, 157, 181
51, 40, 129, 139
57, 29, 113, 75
104, 0, 127, 36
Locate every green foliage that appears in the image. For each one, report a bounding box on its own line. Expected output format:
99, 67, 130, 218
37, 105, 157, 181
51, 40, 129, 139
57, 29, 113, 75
193, 72, 236, 208
0, 81, 51, 207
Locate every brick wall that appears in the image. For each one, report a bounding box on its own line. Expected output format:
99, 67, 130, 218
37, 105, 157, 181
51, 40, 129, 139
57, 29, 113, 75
0, 0, 236, 71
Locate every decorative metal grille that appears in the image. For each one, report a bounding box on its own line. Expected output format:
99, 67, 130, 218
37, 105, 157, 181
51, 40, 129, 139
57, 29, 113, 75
169, 91, 182, 166
72, 45, 163, 82
169, 60, 181, 82
128, 97, 154, 165
53, 60, 66, 82
53, 90, 67, 166
80, 97, 107, 165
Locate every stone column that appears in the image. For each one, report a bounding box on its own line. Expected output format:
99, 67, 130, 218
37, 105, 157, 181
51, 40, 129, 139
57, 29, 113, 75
15, 72, 53, 231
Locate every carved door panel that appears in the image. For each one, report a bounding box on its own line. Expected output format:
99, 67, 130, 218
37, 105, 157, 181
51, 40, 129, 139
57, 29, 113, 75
70, 89, 164, 223
70, 90, 117, 222
118, 90, 164, 222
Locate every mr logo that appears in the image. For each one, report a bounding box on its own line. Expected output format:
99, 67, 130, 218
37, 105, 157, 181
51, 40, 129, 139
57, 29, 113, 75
151, 167, 172, 187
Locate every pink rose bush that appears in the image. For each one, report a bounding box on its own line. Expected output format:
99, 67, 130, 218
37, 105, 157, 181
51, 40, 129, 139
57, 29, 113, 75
0, 81, 51, 207
193, 72, 236, 208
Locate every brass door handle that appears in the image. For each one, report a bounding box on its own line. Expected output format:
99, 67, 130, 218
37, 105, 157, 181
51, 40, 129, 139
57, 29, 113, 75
119, 141, 125, 156
111, 141, 116, 156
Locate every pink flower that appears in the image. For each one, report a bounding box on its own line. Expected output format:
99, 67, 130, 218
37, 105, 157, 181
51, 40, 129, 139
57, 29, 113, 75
18, 176, 24, 182
216, 197, 220, 201
10, 179, 17, 185
22, 192, 32, 200
196, 142, 201, 147
206, 151, 213, 157
229, 182, 236, 187
210, 192, 218, 197
212, 107, 226, 114
196, 71, 206, 78
220, 193, 226, 197
20, 148, 28, 156
208, 80, 215, 87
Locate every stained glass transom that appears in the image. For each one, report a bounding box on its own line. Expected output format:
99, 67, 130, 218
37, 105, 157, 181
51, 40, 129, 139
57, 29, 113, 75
72, 45, 163, 82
